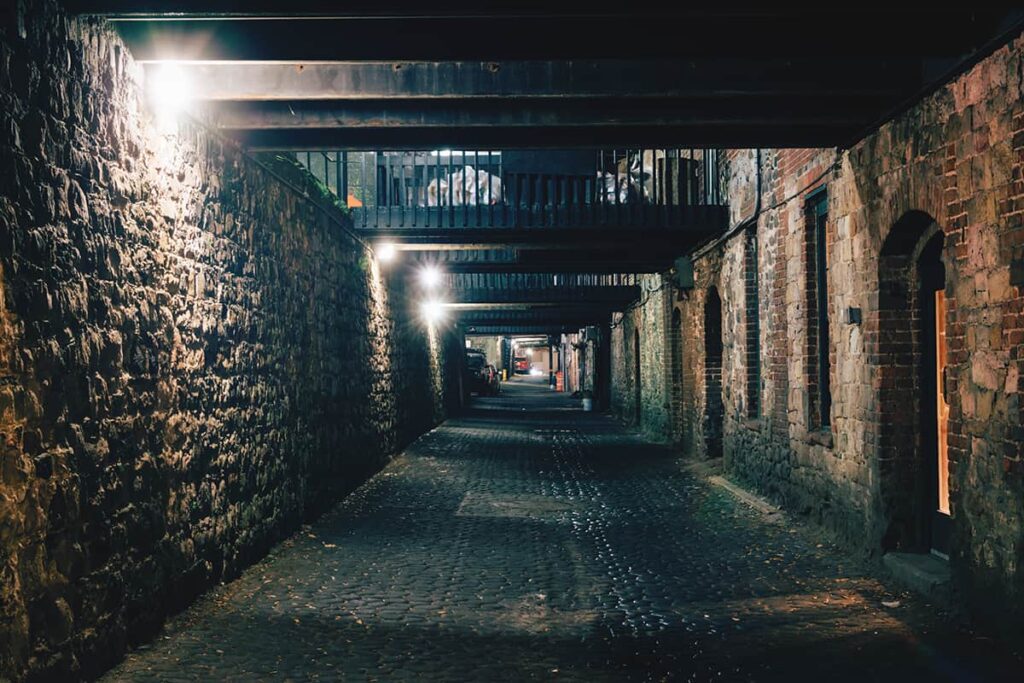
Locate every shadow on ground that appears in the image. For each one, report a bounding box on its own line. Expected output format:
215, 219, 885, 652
104, 376, 1022, 681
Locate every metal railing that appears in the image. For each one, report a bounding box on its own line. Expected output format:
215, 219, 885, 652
294, 149, 722, 230
442, 272, 639, 290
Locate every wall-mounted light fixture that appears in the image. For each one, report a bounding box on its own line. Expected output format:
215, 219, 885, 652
147, 63, 191, 123
376, 242, 398, 263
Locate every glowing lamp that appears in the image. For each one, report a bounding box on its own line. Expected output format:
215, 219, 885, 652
420, 265, 443, 289
377, 242, 397, 263
148, 63, 191, 118
421, 300, 447, 324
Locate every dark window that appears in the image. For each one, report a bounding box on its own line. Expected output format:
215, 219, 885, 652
745, 229, 760, 418
805, 191, 831, 428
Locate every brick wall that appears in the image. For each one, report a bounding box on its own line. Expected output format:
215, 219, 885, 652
610, 274, 673, 440
0, 4, 455, 680
743, 229, 760, 419
612, 36, 1024, 625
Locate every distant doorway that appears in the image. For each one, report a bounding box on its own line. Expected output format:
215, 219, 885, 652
704, 288, 723, 458
878, 212, 949, 556
918, 233, 950, 555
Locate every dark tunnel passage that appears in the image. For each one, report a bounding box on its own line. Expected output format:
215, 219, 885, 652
2, 2, 1024, 681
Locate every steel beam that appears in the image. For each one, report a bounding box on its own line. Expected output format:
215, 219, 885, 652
63, 3, 1008, 20
449, 285, 639, 305
231, 125, 859, 150
442, 263, 664, 274
360, 225, 724, 249
425, 258, 666, 274
464, 325, 576, 336
210, 99, 871, 132
83, 12, 1017, 62
453, 304, 633, 314
455, 313, 610, 327
163, 60, 914, 101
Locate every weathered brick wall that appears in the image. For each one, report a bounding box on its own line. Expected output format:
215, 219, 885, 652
640, 37, 1024, 625
610, 274, 674, 440
0, 4, 453, 680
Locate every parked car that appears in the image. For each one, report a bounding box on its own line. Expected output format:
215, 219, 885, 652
464, 350, 491, 395
484, 364, 501, 396
513, 357, 530, 374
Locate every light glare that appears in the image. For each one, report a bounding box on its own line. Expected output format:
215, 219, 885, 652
420, 265, 443, 288
377, 242, 397, 262
149, 63, 191, 118
421, 300, 446, 324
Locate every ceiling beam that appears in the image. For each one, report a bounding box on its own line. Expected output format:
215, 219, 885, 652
464, 325, 577, 335
448, 285, 639, 305
413, 250, 684, 274
361, 225, 723, 249
63, 2, 1010, 19
209, 99, 872, 132
87, 13, 1017, 61
439, 261, 664, 274
162, 60, 915, 100
451, 302, 615, 313
231, 124, 860, 149
455, 314, 610, 327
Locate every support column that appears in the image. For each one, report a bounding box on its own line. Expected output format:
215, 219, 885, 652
597, 323, 612, 411
549, 342, 555, 388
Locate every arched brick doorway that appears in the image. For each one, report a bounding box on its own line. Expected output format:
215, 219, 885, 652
704, 287, 724, 458
877, 211, 949, 555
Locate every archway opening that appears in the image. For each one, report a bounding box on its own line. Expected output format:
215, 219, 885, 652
878, 211, 949, 556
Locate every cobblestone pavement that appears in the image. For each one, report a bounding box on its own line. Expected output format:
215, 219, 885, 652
105, 378, 1021, 682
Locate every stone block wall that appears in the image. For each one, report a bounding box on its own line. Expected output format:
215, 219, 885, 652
0, 3, 454, 680
610, 274, 674, 441
611, 37, 1024, 624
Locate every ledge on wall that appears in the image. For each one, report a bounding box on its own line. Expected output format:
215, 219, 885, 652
801, 429, 834, 449
883, 552, 952, 604
741, 417, 762, 432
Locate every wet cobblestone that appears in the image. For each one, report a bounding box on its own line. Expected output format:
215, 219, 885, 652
104, 380, 1021, 682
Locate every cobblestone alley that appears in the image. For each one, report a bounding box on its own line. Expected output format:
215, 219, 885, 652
101, 379, 1020, 682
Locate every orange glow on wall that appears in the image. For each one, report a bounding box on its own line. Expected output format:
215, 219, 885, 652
936, 290, 950, 516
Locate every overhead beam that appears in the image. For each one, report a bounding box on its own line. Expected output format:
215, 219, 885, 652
464, 325, 578, 336
408, 252, 660, 274
418, 250, 685, 274
451, 303, 614, 314
163, 60, 916, 100
455, 305, 614, 313
94, 14, 1017, 61
64, 3, 1012, 20
440, 261, 665, 274
231, 124, 861, 149
448, 285, 639, 305
210, 99, 873, 132
455, 313, 609, 327
362, 225, 724, 249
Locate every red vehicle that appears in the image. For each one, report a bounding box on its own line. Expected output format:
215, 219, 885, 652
513, 357, 530, 374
